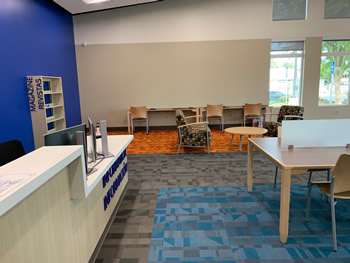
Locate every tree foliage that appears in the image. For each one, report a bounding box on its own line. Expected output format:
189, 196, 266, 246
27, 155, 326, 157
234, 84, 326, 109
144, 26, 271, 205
320, 41, 350, 104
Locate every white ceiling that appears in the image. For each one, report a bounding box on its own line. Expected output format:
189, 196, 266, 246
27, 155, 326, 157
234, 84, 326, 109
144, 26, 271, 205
53, 0, 161, 15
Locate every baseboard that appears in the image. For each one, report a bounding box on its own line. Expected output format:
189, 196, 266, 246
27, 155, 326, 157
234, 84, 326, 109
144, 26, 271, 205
89, 184, 128, 263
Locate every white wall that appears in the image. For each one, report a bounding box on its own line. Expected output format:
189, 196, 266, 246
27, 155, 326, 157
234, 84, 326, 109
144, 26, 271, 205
74, 0, 350, 45
73, 0, 350, 127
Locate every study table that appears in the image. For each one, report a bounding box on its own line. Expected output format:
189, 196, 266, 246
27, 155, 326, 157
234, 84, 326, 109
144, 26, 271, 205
247, 137, 350, 244
199, 105, 267, 123
127, 107, 199, 133
127, 105, 268, 133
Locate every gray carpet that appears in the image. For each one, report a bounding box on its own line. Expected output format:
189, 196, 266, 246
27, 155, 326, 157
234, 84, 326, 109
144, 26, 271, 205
95, 152, 329, 263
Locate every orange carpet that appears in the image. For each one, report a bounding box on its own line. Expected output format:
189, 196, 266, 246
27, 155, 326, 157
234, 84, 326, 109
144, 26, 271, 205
109, 129, 257, 154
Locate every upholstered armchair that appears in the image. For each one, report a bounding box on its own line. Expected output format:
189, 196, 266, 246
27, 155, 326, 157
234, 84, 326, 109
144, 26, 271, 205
263, 105, 304, 137
175, 110, 211, 154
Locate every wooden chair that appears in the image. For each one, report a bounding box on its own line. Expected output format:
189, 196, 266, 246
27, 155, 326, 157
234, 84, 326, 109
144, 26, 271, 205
243, 103, 263, 127
130, 106, 149, 134
0, 140, 25, 166
305, 153, 350, 252
206, 104, 224, 132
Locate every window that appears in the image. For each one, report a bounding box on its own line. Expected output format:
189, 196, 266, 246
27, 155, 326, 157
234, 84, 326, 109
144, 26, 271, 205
318, 40, 350, 106
272, 0, 307, 21
325, 0, 350, 19
269, 41, 304, 106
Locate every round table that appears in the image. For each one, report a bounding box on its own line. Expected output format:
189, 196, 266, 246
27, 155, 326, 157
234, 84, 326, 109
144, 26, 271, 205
224, 127, 267, 151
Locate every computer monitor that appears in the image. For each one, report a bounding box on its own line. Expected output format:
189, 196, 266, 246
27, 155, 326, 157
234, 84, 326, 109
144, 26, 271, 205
44, 123, 86, 146
44, 123, 89, 175
88, 117, 97, 163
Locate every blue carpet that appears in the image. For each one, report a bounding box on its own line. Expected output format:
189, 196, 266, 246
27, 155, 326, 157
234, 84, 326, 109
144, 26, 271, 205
148, 185, 350, 262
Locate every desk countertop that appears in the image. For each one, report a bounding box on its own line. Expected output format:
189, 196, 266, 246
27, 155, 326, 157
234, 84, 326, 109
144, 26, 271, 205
0, 135, 133, 217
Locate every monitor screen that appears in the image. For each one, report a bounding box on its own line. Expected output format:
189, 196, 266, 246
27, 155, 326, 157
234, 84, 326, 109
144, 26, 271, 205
44, 123, 89, 175
44, 123, 86, 146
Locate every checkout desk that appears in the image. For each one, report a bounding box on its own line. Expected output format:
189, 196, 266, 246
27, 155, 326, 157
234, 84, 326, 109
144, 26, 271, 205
0, 135, 133, 263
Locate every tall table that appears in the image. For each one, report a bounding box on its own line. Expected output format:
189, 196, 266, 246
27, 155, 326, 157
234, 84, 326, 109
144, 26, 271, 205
247, 137, 350, 244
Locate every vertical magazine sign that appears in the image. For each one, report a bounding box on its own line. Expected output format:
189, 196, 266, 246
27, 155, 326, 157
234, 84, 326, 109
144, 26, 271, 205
26, 76, 47, 148
26, 76, 44, 112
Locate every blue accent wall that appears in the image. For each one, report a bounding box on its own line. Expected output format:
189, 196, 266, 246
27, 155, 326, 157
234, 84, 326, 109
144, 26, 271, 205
0, 0, 81, 153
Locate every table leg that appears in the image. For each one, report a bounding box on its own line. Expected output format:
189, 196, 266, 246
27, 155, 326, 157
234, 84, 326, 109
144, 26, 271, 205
239, 135, 243, 151
280, 168, 292, 244
229, 134, 234, 146
247, 139, 253, 192
127, 111, 131, 134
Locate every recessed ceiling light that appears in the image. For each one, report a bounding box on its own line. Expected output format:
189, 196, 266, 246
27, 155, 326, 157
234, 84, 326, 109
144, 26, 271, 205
82, 0, 110, 4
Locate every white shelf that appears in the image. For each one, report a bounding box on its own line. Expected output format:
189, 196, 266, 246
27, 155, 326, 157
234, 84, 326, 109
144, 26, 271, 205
45, 104, 63, 109
46, 116, 64, 123
44, 91, 62, 95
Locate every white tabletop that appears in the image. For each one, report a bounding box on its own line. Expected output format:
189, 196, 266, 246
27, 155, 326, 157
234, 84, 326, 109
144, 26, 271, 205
249, 137, 350, 169
0, 146, 83, 216
0, 135, 133, 217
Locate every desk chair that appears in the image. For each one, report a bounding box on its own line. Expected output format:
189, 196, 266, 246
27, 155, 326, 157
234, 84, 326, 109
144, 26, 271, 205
130, 106, 149, 134
0, 140, 25, 166
243, 103, 263, 127
305, 153, 350, 252
206, 104, 224, 132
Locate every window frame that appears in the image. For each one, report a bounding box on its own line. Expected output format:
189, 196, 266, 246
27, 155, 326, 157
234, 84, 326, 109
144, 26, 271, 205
269, 42, 305, 107
272, 0, 308, 21
318, 40, 350, 107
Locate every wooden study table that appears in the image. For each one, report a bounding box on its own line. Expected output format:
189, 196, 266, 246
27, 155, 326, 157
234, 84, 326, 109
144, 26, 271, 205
247, 137, 350, 244
127, 107, 199, 133
199, 105, 267, 123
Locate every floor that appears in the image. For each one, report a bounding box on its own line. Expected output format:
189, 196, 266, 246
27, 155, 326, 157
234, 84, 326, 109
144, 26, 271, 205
95, 129, 335, 263
109, 128, 255, 155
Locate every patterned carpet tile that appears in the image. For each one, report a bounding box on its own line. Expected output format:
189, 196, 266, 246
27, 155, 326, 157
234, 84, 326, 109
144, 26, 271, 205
96, 153, 339, 263
149, 186, 350, 262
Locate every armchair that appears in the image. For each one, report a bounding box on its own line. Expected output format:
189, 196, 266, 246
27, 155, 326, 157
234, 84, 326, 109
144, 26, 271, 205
263, 105, 304, 137
175, 110, 211, 154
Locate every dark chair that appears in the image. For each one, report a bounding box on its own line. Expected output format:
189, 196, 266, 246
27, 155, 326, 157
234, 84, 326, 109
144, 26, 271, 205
0, 140, 25, 166
263, 105, 304, 137
175, 110, 211, 154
